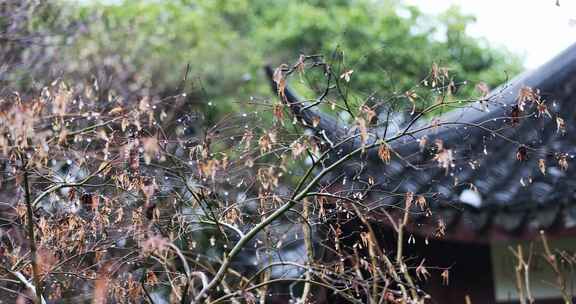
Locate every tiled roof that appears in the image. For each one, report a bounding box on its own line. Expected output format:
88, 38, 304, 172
269, 42, 576, 242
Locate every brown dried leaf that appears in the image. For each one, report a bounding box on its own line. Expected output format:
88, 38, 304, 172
246, 157, 254, 168
516, 146, 528, 161
558, 153, 569, 171
377, 141, 391, 164
141, 235, 168, 255
433, 140, 454, 173
435, 219, 446, 238
536, 100, 551, 118
416, 195, 427, 210
258, 131, 277, 154
241, 129, 253, 151
418, 136, 428, 151
273, 103, 284, 124
430, 63, 449, 87
360, 231, 370, 248
291, 141, 306, 158
142, 137, 159, 165
416, 259, 431, 281
340, 69, 354, 83
556, 116, 566, 134
360, 105, 376, 124
405, 192, 414, 209
441, 269, 450, 285
538, 159, 546, 175
475, 82, 490, 97
312, 116, 321, 128
509, 105, 521, 125
273, 64, 288, 101
80, 192, 94, 210
405, 90, 418, 115
68, 187, 77, 202
516, 86, 539, 111
294, 54, 306, 75
58, 129, 69, 145
109, 107, 123, 115
146, 271, 159, 286
53, 82, 71, 116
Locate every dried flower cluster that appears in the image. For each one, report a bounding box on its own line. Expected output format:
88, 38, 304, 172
0, 51, 571, 304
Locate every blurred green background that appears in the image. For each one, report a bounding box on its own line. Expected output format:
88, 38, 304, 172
1, 0, 521, 122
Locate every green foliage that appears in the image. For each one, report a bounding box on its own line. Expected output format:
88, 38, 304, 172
18, 0, 521, 119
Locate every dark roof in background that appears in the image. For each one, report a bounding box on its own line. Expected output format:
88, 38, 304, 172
366, 42, 576, 242
270, 42, 576, 242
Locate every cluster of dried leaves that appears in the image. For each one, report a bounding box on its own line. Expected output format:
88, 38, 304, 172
0, 76, 293, 303
0, 53, 464, 304
0, 48, 571, 304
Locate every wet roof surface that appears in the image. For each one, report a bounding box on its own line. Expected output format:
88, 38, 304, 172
272, 42, 576, 242
373, 42, 576, 241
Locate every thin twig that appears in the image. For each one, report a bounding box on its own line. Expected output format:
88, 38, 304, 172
21, 158, 43, 304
